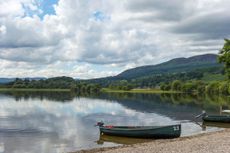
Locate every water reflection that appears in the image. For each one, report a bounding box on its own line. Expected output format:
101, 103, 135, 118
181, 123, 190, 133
0, 91, 230, 153
97, 135, 150, 145
0, 91, 79, 102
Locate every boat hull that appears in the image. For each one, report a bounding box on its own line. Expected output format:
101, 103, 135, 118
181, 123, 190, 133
99, 124, 181, 139
203, 115, 230, 123
203, 121, 230, 128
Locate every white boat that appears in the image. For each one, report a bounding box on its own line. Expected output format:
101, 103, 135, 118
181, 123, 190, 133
222, 110, 230, 113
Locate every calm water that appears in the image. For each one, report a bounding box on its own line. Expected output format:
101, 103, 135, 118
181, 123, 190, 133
0, 91, 229, 153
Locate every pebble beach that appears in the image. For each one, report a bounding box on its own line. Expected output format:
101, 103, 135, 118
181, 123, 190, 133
73, 129, 230, 153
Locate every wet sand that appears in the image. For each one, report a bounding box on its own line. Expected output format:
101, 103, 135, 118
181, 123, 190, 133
72, 129, 230, 153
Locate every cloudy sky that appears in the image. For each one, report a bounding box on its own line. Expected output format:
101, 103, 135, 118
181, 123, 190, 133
0, 0, 229, 79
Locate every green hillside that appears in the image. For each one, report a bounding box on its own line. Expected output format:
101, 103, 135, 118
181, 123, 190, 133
117, 54, 221, 79
87, 54, 225, 87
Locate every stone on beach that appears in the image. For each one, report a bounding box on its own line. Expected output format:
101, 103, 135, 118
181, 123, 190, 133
74, 129, 230, 153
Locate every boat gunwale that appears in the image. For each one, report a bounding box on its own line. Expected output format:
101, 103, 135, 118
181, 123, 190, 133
100, 124, 181, 131
204, 115, 230, 118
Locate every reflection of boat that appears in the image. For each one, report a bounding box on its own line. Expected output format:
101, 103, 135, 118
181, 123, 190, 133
97, 135, 150, 145
203, 121, 230, 128
95, 122, 181, 139
0, 143, 4, 153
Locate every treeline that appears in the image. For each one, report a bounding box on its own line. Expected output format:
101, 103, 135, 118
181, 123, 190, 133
160, 80, 230, 95
130, 70, 205, 88
105, 69, 222, 91
2, 76, 101, 93
89, 67, 223, 90
108, 80, 134, 90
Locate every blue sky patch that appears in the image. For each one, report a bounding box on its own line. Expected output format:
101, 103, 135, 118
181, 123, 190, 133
23, 0, 58, 19
40, 0, 58, 16
93, 11, 110, 22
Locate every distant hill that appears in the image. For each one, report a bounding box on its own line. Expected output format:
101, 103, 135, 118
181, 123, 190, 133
116, 54, 221, 79
0, 77, 46, 84
0, 78, 15, 84
86, 54, 224, 87
0, 54, 223, 86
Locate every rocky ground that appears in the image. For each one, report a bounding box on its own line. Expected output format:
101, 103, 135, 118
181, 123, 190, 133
73, 129, 230, 153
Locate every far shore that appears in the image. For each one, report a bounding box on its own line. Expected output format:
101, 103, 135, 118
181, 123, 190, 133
71, 129, 230, 153
0, 87, 182, 94
102, 88, 182, 94
0, 88, 71, 92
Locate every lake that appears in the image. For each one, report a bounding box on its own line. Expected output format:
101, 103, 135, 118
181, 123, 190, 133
0, 91, 229, 153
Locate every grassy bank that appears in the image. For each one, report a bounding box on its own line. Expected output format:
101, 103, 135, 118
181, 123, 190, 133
0, 88, 71, 92
102, 88, 181, 94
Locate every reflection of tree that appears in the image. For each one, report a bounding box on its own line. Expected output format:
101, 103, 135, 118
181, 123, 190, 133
170, 93, 185, 104
1, 91, 82, 102
160, 92, 230, 113
1, 91, 230, 114
0, 91, 101, 102
104, 93, 230, 112
205, 93, 230, 110
0, 91, 76, 102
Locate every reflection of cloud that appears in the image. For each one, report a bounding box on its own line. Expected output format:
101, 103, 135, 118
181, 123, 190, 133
0, 94, 178, 152
0, 98, 125, 117
0, 94, 220, 152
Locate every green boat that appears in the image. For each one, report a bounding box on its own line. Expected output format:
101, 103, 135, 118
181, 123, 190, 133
203, 121, 230, 128
203, 115, 230, 123
95, 122, 181, 139
196, 111, 230, 123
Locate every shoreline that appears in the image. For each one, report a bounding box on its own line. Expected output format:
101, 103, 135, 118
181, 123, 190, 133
101, 88, 181, 94
71, 129, 230, 153
0, 88, 181, 94
0, 88, 71, 92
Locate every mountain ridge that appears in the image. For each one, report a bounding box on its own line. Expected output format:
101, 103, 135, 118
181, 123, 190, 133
0, 54, 222, 85
116, 54, 220, 79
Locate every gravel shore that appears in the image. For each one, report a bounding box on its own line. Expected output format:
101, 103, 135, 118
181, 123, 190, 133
74, 129, 230, 153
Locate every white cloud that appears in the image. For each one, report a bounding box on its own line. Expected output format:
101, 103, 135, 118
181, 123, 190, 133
0, 25, 6, 34
0, 0, 229, 78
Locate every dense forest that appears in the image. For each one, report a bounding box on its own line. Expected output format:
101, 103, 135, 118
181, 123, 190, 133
160, 80, 229, 95
0, 76, 101, 93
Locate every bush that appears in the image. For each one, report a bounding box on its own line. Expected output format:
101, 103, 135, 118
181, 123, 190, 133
219, 82, 229, 95
205, 82, 220, 94
171, 80, 182, 91
182, 82, 196, 93
160, 83, 166, 90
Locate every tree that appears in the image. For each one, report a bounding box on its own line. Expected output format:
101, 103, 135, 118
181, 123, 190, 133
205, 82, 219, 94
195, 81, 206, 94
182, 82, 196, 93
160, 83, 166, 90
219, 82, 229, 95
164, 84, 171, 91
219, 39, 230, 79
171, 80, 182, 91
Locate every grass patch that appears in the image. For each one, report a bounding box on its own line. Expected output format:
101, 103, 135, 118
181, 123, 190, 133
0, 88, 71, 92
101, 88, 181, 94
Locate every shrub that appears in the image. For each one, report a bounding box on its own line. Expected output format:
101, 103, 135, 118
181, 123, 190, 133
205, 82, 220, 94
171, 80, 183, 91
219, 82, 229, 95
